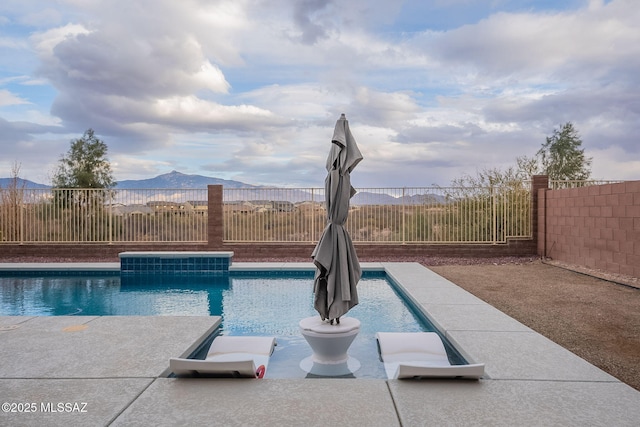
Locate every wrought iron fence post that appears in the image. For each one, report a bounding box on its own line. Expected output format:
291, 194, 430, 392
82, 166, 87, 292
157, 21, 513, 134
491, 186, 497, 244
402, 187, 406, 244
503, 188, 507, 243
311, 188, 315, 243
108, 190, 113, 244
20, 197, 24, 244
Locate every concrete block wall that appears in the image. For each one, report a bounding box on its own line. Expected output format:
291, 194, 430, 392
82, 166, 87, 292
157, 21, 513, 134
225, 239, 536, 260
538, 180, 640, 278
0, 239, 537, 261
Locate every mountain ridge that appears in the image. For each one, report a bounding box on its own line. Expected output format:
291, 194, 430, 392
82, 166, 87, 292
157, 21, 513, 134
0, 170, 255, 190
115, 170, 254, 189
0, 170, 447, 204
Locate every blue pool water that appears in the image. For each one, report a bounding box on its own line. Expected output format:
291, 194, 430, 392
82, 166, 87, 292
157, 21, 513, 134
0, 271, 465, 378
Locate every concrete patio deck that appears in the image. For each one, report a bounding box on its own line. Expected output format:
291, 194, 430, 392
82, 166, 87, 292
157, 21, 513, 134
1, 262, 639, 426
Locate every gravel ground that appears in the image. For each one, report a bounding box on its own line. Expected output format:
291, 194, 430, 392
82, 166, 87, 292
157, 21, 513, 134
429, 259, 640, 392
2, 254, 638, 391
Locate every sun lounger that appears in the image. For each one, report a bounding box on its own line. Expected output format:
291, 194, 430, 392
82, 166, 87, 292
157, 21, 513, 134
170, 336, 277, 378
376, 332, 484, 379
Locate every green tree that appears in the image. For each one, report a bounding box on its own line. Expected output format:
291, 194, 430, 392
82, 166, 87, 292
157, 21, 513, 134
51, 129, 115, 241
537, 122, 592, 180
52, 129, 115, 189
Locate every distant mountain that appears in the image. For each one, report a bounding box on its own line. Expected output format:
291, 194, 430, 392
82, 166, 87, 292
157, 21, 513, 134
0, 171, 254, 190
1, 172, 447, 205
0, 178, 50, 189
115, 170, 254, 189
353, 191, 447, 205
224, 187, 319, 203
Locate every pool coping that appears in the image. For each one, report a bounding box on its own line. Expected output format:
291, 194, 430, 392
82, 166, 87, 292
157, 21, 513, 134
1, 261, 639, 426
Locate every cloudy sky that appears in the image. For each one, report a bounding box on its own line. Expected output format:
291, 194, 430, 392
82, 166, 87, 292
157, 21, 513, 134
1, 0, 638, 187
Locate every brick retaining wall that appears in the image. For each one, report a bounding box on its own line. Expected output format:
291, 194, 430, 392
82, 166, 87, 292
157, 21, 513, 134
0, 239, 536, 261
538, 180, 640, 278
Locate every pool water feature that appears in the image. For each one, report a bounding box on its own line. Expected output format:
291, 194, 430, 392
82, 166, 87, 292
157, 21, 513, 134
0, 271, 465, 379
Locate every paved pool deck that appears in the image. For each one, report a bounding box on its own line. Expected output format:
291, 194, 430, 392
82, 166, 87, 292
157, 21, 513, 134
1, 262, 639, 426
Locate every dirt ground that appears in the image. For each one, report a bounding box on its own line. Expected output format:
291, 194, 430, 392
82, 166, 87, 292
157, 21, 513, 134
429, 260, 640, 392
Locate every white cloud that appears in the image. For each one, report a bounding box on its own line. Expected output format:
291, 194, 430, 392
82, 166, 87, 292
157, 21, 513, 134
590, 146, 640, 180
151, 96, 280, 130
423, 0, 640, 81
0, 89, 29, 107
1, 0, 639, 187
110, 155, 174, 180
30, 23, 91, 58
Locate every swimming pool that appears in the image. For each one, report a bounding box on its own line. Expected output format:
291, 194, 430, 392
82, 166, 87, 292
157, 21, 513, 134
0, 270, 466, 378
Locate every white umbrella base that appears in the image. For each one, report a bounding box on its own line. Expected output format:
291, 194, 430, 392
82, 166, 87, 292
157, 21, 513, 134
299, 355, 361, 377
299, 316, 361, 376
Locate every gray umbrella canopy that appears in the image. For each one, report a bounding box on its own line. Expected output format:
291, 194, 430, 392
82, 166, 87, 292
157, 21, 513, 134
311, 114, 363, 321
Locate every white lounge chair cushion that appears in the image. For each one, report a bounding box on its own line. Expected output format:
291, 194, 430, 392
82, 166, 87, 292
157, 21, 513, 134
207, 336, 276, 357
376, 332, 450, 365
376, 332, 484, 379
170, 336, 276, 378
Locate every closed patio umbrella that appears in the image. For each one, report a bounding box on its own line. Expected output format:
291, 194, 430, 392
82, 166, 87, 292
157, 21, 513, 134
311, 113, 363, 323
